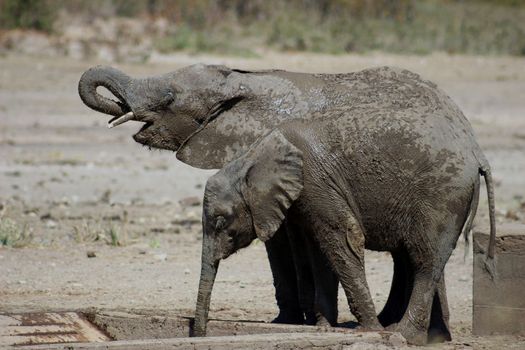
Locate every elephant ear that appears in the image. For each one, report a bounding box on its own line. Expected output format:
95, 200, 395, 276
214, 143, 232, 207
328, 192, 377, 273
239, 130, 304, 242
176, 109, 273, 169
176, 71, 305, 169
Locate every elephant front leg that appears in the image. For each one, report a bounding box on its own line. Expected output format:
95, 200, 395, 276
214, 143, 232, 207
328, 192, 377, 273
328, 241, 381, 328
313, 210, 381, 329
265, 226, 304, 324
285, 225, 317, 325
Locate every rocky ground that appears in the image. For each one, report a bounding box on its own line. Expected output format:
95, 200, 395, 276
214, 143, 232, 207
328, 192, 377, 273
1, 52, 525, 349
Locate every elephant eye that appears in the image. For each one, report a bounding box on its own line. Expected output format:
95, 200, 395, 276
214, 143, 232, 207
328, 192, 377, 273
156, 92, 174, 109
215, 216, 226, 231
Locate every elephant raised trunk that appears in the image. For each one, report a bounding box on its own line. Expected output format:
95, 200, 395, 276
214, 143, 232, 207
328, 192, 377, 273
193, 235, 219, 337
78, 66, 132, 117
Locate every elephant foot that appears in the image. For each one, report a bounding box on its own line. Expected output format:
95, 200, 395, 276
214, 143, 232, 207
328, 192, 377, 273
304, 311, 317, 326
386, 321, 427, 346
428, 327, 452, 344
315, 315, 332, 327
271, 309, 304, 325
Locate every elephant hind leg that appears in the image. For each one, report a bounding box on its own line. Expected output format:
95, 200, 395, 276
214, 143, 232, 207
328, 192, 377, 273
378, 250, 413, 327
390, 219, 463, 345
428, 274, 452, 343
378, 251, 451, 343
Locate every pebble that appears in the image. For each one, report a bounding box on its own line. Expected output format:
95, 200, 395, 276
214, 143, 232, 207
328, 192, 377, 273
184, 268, 190, 275
87, 251, 96, 258
154, 253, 167, 261
45, 220, 57, 228
179, 196, 201, 207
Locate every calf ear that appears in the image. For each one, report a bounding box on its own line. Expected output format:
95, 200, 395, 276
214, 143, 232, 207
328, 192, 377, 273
239, 130, 304, 242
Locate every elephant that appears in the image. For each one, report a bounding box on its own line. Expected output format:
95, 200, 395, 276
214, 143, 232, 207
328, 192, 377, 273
78, 64, 487, 339
194, 117, 496, 344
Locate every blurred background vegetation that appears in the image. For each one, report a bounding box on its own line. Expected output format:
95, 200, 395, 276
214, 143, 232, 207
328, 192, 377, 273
0, 0, 524, 56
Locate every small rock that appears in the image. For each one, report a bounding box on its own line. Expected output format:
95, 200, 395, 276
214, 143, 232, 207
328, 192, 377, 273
505, 209, 521, 221
45, 220, 57, 228
40, 213, 54, 221
100, 189, 111, 204
154, 253, 167, 261
138, 250, 147, 255
87, 251, 96, 258
186, 211, 200, 221
179, 196, 201, 207
18, 280, 27, 285
184, 268, 190, 275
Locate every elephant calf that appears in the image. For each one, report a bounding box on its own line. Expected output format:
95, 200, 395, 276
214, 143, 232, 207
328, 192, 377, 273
194, 117, 495, 345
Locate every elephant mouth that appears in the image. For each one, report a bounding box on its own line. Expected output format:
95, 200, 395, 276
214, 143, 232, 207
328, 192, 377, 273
136, 121, 153, 134
132, 121, 156, 145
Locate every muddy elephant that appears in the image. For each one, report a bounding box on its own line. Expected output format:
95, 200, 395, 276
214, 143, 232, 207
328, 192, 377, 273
194, 116, 496, 344
78, 64, 488, 339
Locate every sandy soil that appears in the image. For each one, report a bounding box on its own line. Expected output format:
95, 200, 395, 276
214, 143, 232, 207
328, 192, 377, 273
1, 52, 525, 349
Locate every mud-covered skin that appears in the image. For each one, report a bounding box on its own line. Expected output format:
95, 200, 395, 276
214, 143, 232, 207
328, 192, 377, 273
195, 122, 495, 344
78, 64, 489, 339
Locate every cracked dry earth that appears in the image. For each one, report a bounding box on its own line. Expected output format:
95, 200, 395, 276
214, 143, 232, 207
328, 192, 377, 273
1, 52, 525, 349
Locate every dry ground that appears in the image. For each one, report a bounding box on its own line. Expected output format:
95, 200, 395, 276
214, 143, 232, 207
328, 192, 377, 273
1, 51, 525, 349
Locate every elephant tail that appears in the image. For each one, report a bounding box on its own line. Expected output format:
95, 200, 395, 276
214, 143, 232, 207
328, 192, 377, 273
480, 165, 497, 279
462, 176, 480, 262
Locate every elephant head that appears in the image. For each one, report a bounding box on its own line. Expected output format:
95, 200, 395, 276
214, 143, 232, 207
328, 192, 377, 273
78, 64, 255, 156
193, 130, 304, 336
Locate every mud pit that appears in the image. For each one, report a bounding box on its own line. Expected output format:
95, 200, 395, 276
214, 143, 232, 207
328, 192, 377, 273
1, 52, 525, 349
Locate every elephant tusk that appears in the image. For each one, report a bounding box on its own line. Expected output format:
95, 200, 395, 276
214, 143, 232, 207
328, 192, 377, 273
108, 112, 135, 128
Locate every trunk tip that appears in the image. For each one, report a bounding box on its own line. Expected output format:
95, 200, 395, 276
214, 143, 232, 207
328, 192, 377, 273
190, 318, 207, 337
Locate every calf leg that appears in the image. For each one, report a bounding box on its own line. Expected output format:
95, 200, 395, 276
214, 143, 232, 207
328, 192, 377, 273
304, 234, 339, 326
285, 225, 317, 325
265, 226, 304, 324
